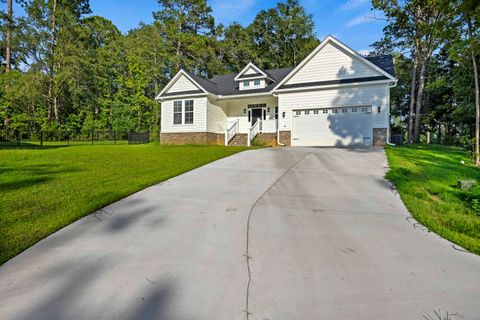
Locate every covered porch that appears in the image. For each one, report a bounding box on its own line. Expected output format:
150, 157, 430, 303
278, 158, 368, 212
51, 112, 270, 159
212, 95, 278, 146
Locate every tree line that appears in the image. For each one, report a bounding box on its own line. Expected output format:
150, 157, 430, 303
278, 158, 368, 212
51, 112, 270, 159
1, 0, 479, 161
372, 0, 479, 162
0, 0, 317, 138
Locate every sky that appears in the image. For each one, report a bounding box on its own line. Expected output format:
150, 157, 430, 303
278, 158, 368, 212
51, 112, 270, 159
8, 0, 387, 53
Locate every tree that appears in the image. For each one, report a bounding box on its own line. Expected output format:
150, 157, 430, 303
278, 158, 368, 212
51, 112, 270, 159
153, 0, 217, 77
5, 0, 12, 74
249, 0, 318, 69
373, 0, 454, 143
446, 0, 480, 162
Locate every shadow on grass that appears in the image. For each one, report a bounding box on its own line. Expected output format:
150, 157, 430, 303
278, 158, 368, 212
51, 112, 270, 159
0, 164, 83, 191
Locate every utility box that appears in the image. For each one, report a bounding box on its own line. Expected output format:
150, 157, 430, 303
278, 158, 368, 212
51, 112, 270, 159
458, 180, 476, 191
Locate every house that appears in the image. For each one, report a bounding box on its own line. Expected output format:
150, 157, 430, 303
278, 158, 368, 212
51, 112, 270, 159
156, 36, 397, 147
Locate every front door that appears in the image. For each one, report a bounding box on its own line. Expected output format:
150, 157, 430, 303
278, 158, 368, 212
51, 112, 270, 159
251, 108, 263, 126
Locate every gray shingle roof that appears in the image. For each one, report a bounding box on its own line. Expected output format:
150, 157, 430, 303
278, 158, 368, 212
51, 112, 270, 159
208, 67, 294, 96
365, 55, 396, 78
162, 55, 395, 97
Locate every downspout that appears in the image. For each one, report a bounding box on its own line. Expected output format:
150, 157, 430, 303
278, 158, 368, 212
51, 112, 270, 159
273, 93, 285, 146
387, 81, 398, 146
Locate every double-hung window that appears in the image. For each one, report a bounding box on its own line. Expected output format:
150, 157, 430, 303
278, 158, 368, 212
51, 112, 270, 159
184, 100, 194, 124
173, 100, 194, 125
173, 101, 182, 125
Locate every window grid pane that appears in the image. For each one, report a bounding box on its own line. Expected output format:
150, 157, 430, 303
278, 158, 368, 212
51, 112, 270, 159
173, 100, 182, 124
184, 100, 194, 124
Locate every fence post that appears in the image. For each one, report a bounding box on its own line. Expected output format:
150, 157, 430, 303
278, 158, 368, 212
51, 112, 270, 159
40, 131, 43, 147
91, 129, 94, 145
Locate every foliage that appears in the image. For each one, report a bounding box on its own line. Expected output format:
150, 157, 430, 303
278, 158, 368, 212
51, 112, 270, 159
385, 144, 480, 254
1, 0, 321, 134
0, 143, 248, 264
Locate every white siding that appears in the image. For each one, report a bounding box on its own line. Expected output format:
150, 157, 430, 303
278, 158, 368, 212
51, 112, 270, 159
285, 42, 382, 85
161, 97, 207, 133
244, 67, 258, 75
207, 98, 227, 133
166, 74, 199, 93
278, 84, 389, 131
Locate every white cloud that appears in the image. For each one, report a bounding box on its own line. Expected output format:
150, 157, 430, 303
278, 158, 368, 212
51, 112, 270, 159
338, 0, 368, 12
211, 0, 257, 23
357, 49, 372, 56
346, 14, 378, 27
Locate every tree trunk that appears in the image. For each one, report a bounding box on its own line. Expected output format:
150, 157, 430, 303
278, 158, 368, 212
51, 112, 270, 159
47, 0, 57, 123
408, 42, 419, 143
414, 57, 427, 143
468, 17, 480, 165
5, 0, 13, 74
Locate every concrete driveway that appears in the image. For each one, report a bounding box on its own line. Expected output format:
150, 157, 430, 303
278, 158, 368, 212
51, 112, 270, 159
0, 147, 479, 320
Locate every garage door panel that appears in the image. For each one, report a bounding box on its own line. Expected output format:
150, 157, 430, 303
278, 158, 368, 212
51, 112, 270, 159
292, 107, 372, 147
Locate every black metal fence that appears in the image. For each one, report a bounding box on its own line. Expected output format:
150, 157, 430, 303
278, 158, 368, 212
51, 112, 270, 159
0, 130, 151, 147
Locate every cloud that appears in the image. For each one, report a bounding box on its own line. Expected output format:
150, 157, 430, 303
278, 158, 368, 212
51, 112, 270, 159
346, 13, 379, 27
211, 0, 257, 23
338, 0, 368, 12
357, 49, 372, 56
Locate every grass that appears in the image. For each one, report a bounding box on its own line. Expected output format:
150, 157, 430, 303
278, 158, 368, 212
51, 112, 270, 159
0, 143, 248, 264
385, 144, 480, 255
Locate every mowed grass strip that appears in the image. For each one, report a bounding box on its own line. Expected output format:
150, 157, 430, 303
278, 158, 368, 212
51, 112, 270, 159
0, 144, 248, 264
385, 144, 480, 254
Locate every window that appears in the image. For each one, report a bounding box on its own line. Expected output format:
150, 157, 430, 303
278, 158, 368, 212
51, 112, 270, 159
351, 108, 358, 112
295, 110, 301, 115
305, 110, 310, 115
323, 109, 328, 114
254, 79, 261, 86
332, 109, 338, 114
275, 107, 278, 119
362, 107, 368, 113
263, 109, 266, 120
377, 106, 381, 113
173, 101, 182, 124
342, 108, 348, 113
243, 80, 250, 87
184, 100, 194, 124
314, 110, 319, 114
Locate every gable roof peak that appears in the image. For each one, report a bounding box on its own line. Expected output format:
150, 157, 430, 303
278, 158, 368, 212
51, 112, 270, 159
234, 62, 271, 81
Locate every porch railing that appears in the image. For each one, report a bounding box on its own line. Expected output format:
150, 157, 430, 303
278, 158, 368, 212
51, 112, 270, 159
225, 119, 239, 146
247, 120, 261, 146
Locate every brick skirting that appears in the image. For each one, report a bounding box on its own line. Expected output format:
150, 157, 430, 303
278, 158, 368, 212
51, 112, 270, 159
373, 128, 387, 146
253, 133, 277, 147
278, 131, 291, 146
160, 132, 225, 145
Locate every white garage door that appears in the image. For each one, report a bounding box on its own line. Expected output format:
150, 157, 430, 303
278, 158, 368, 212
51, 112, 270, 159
292, 107, 372, 146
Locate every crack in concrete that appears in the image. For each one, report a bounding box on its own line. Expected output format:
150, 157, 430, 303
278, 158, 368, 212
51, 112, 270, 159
244, 150, 314, 319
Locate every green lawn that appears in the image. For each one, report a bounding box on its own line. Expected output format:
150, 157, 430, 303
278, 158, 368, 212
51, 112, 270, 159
0, 143, 248, 264
385, 144, 480, 254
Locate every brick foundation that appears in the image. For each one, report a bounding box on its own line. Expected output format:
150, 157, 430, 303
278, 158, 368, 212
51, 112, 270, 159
253, 133, 277, 147
373, 128, 387, 146
278, 131, 291, 146
160, 132, 225, 145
